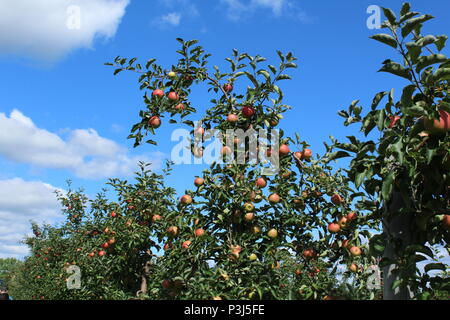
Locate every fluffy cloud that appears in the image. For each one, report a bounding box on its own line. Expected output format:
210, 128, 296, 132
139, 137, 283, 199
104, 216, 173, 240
0, 110, 164, 179
158, 12, 182, 27
152, 0, 199, 28
0, 178, 63, 259
0, 0, 129, 62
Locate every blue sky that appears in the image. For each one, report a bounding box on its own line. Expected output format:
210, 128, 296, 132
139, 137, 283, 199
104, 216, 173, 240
1, 0, 450, 259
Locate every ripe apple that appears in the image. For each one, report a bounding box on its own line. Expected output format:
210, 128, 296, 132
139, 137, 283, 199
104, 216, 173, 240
98, 250, 106, 257
349, 246, 362, 256
424, 110, 450, 135
220, 146, 232, 156
347, 212, 358, 221
342, 239, 350, 248
88, 251, 95, 257
152, 89, 164, 97
163, 243, 171, 251
194, 228, 205, 237
110, 211, 117, 218
279, 144, 290, 156
388, 115, 401, 129
108, 238, 116, 245
101, 242, 109, 249
167, 91, 179, 101
180, 194, 193, 205
268, 193, 281, 204
149, 116, 161, 128
331, 194, 344, 205
303, 249, 317, 260
255, 177, 267, 188
301, 149, 313, 160
338, 216, 348, 228
152, 214, 162, 222
250, 225, 261, 234
249, 253, 258, 261
167, 226, 179, 237
242, 105, 255, 118
349, 263, 358, 273
223, 83, 233, 93
162, 279, 172, 289
294, 151, 302, 160
175, 103, 185, 112
182, 240, 191, 249
244, 212, 254, 222
328, 223, 341, 233
194, 177, 204, 187
268, 228, 278, 239
442, 215, 450, 230
227, 113, 239, 123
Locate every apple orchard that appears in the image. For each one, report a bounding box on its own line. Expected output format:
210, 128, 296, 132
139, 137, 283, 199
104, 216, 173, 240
8, 3, 449, 300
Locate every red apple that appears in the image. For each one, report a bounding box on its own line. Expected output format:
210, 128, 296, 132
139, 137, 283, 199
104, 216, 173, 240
194, 177, 204, 187
268, 193, 281, 204
180, 195, 193, 205
301, 149, 313, 160
101, 242, 109, 249
244, 212, 254, 222
303, 249, 317, 260
227, 113, 239, 123
167, 91, 179, 101
255, 177, 267, 188
443, 215, 450, 230
98, 250, 106, 257
152, 89, 164, 97
108, 238, 116, 245
294, 151, 302, 160
149, 116, 161, 129
242, 105, 255, 118
221, 146, 232, 156
110, 211, 117, 218
424, 110, 450, 134
175, 103, 185, 112
182, 240, 191, 249
279, 144, 290, 156
328, 223, 341, 233
152, 214, 162, 222
194, 228, 205, 237
223, 83, 233, 93
349, 263, 358, 273
331, 194, 344, 205
167, 226, 179, 237
349, 246, 362, 256
338, 216, 348, 228
161, 279, 172, 289
347, 212, 358, 221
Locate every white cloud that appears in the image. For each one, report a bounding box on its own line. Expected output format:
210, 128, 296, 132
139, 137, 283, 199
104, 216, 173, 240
0, 0, 130, 62
161, 12, 182, 26
221, 0, 310, 22
0, 178, 63, 259
0, 109, 164, 179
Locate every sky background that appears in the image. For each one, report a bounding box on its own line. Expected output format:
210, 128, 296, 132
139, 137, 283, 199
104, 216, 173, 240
0, 0, 450, 260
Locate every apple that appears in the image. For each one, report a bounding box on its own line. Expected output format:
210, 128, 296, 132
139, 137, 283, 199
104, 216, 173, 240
182, 240, 191, 249
303, 249, 317, 260
161, 279, 172, 289
349, 263, 358, 273
194, 127, 205, 136
424, 110, 450, 135
88, 252, 95, 257
243, 202, 255, 212
168, 71, 177, 78
250, 225, 261, 234
175, 103, 185, 112
244, 212, 254, 222
180, 194, 193, 205
148, 116, 161, 128
269, 118, 279, 127
223, 83, 233, 93
268, 228, 278, 238
294, 151, 302, 160
331, 194, 344, 205
349, 246, 362, 256
101, 242, 109, 249
328, 223, 341, 233
220, 146, 232, 156
194, 177, 204, 187
295, 269, 302, 276
255, 177, 267, 188
279, 144, 290, 156
242, 105, 255, 118
98, 250, 106, 257
342, 239, 350, 248
227, 113, 239, 123
108, 238, 116, 245
167, 91, 179, 101
281, 171, 292, 179
163, 243, 171, 251
268, 193, 281, 204
301, 149, 312, 160
152, 89, 164, 97
194, 228, 205, 237
249, 253, 258, 261
167, 226, 179, 237
347, 212, 358, 221
152, 214, 162, 222
443, 215, 450, 230
388, 115, 401, 129
338, 216, 348, 228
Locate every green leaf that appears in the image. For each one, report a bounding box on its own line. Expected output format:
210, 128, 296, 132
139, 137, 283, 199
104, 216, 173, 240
276, 74, 291, 81
416, 54, 448, 73
431, 68, 450, 82
401, 85, 416, 108
382, 171, 395, 200
378, 61, 412, 80
328, 151, 350, 161
400, 2, 411, 16
399, 11, 419, 24
257, 69, 271, 81
370, 34, 398, 49
435, 35, 448, 51
401, 14, 434, 38
371, 91, 387, 110
369, 234, 386, 257
424, 263, 446, 273
244, 71, 259, 87
382, 7, 397, 25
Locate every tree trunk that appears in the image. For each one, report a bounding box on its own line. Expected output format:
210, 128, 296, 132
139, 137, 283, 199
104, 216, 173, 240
382, 191, 414, 300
